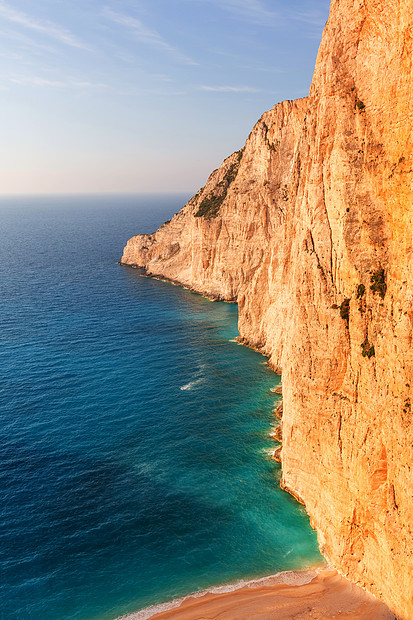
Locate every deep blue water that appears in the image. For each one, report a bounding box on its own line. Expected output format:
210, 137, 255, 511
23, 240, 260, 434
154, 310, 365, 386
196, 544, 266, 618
0, 195, 322, 620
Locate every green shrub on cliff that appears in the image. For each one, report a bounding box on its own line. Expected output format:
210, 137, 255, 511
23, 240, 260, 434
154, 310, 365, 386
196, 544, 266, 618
361, 338, 375, 358
355, 98, 366, 111
195, 150, 243, 219
340, 298, 350, 324
370, 268, 386, 299
195, 193, 226, 219
356, 284, 365, 299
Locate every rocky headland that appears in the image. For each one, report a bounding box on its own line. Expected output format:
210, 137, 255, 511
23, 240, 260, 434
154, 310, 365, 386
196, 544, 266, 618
121, 0, 413, 617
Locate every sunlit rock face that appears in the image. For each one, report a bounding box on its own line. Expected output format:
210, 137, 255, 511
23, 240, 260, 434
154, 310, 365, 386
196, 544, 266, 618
122, 0, 413, 617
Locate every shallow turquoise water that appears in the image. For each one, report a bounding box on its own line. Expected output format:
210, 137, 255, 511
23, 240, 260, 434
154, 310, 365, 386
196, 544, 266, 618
0, 195, 322, 620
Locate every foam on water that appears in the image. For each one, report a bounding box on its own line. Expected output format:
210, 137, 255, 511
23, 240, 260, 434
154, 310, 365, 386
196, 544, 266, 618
261, 447, 277, 457
119, 568, 325, 620
0, 195, 323, 620
180, 378, 204, 390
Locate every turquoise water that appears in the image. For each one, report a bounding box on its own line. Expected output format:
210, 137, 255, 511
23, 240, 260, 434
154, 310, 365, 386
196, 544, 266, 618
0, 195, 322, 620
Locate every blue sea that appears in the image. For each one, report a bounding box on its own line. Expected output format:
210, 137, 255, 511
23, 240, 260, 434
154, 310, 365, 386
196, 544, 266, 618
0, 194, 323, 620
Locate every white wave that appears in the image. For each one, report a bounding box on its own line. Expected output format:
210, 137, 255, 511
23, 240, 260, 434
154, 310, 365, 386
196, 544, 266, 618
269, 425, 281, 437
179, 363, 208, 391
117, 567, 327, 619
180, 378, 203, 391
262, 447, 276, 457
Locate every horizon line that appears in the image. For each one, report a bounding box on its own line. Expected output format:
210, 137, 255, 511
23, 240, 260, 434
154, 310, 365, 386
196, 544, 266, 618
0, 190, 195, 197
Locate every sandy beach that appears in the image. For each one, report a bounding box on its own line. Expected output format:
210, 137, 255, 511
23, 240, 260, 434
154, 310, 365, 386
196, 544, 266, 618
120, 569, 395, 620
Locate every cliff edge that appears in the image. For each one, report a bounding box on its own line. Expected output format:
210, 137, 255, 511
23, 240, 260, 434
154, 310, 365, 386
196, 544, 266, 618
121, 0, 413, 617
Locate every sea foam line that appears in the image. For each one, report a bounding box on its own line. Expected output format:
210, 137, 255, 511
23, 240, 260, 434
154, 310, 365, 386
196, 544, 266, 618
180, 379, 202, 391
116, 567, 326, 620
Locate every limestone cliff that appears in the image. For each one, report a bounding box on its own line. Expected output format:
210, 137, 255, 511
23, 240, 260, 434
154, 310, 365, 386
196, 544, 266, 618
121, 0, 413, 617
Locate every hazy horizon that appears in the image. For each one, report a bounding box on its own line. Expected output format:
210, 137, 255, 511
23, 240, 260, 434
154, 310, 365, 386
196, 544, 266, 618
0, 0, 330, 195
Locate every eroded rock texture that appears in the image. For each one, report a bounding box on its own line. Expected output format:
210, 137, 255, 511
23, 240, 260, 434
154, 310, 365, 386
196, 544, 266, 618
121, 0, 413, 616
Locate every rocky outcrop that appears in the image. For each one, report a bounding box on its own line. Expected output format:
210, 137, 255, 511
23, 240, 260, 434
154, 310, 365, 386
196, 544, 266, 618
121, 0, 413, 617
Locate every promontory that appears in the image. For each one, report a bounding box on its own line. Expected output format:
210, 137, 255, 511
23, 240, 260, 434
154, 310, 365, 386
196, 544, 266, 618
121, 0, 413, 617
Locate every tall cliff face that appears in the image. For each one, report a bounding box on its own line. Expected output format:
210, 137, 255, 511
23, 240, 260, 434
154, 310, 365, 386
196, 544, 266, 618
121, 0, 413, 617
278, 2, 413, 619
122, 99, 307, 369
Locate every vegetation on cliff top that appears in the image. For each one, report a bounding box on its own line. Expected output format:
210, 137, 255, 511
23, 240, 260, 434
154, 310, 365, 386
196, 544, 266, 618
195, 149, 243, 219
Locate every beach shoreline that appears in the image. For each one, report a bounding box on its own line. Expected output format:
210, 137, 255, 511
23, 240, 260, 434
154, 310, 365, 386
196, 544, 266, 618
117, 567, 395, 620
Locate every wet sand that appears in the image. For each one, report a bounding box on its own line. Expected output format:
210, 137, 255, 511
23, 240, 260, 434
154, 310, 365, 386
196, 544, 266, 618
120, 569, 395, 619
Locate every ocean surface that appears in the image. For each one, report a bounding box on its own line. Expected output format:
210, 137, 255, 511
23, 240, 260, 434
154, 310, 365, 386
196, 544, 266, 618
0, 194, 323, 620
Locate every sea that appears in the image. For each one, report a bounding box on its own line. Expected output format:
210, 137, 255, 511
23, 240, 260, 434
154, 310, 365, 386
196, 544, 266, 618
0, 194, 323, 620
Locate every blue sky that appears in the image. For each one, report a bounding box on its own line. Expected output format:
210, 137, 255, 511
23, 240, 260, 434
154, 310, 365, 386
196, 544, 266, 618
0, 0, 331, 194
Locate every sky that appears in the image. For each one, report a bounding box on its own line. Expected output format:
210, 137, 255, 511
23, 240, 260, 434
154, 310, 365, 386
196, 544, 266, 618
0, 0, 331, 195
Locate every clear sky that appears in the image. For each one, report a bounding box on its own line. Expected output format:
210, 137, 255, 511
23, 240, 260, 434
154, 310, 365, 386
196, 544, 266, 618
0, 0, 331, 195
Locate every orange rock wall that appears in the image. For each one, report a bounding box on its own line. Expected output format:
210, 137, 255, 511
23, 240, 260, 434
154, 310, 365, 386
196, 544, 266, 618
279, 2, 413, 618
121, 0, 413, 616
